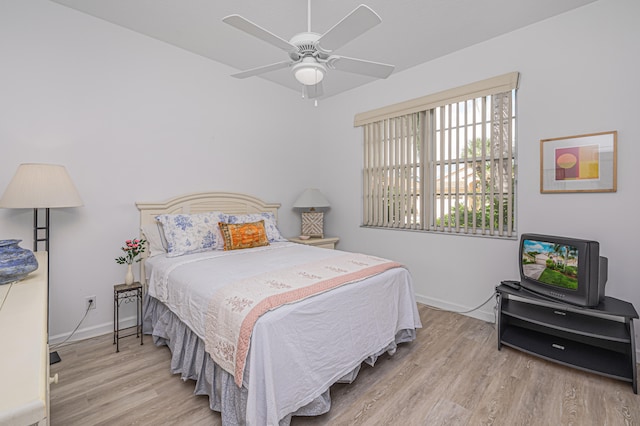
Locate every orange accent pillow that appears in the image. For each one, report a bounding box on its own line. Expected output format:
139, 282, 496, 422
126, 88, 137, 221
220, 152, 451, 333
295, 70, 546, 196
218, 220, 270, 251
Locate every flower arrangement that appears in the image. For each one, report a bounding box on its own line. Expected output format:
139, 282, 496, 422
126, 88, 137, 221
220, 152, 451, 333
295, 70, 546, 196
115, 238, 147, 265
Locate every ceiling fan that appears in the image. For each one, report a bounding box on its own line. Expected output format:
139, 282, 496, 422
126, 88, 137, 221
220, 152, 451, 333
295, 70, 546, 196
222, 1, 395, 99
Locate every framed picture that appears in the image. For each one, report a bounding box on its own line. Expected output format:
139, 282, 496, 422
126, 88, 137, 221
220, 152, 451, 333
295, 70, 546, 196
540, 131, 617, 193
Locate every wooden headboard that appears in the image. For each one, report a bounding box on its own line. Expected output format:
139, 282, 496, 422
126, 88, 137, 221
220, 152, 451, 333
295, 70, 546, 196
135, 191, 281, 284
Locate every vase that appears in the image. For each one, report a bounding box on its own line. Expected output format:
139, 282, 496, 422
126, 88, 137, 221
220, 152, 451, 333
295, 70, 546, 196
125, 264, 134, 285
0, 239, 39, 285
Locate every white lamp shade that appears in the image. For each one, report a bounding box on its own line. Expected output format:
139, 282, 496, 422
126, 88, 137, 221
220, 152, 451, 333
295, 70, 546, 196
293, 188, 330, 209
0, 163, 83, 208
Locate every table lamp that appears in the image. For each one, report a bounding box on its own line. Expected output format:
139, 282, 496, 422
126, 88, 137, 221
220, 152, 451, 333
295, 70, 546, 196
293, 188, 330, 238
0, 163, 83, 364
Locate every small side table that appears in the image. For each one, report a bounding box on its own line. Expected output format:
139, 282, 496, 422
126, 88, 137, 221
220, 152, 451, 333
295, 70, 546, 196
113, 282, 143, 352
289, 236, 339, 249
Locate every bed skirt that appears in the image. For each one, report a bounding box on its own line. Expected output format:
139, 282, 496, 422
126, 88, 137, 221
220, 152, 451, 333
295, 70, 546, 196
143, 294, 416, 425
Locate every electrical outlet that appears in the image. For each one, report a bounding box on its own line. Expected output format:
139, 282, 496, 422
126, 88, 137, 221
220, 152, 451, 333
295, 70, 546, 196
85, 295, 96, 310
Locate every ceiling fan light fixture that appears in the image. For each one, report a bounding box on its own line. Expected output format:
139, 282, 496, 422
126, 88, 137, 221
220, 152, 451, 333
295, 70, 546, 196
293, 59, 326, 86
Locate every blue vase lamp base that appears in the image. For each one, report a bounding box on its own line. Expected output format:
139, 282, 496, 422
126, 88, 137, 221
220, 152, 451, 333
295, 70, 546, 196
0, 239, 39, 285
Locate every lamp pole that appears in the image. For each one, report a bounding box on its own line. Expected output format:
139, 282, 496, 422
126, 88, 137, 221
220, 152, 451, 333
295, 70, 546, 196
0, 164, 83, 365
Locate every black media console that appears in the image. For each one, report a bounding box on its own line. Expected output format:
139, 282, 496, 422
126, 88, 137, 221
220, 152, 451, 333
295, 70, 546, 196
496, 284, 638, 393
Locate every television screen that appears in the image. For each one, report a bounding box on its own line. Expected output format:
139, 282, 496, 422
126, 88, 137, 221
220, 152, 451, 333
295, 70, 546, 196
521, 238, 578, 291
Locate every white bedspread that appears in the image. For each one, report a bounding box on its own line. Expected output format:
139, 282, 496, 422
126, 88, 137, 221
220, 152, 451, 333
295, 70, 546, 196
146, 242, 421, 425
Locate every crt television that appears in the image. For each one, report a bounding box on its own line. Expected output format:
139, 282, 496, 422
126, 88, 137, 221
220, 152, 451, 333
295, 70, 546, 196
519, 233, 607, 307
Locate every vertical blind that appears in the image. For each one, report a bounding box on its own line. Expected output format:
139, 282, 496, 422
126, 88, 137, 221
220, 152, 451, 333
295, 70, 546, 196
363, 113, 423, 229
357, 72, 519, 238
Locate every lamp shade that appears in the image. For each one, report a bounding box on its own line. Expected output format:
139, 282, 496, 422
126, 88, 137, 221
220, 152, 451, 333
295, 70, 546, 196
293, 188, 330, 209
0, 163, 83, 208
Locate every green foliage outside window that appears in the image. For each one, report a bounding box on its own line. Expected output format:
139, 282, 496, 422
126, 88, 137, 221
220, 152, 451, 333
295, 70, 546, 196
436, 197, 512, 230
437, 137, 514, 232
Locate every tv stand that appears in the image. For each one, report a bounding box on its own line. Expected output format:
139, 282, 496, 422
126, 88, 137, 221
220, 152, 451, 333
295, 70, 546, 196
496, 284, 638, 393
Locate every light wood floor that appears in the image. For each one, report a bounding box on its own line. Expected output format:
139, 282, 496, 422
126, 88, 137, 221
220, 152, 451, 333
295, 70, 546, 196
50, 304, 640, 425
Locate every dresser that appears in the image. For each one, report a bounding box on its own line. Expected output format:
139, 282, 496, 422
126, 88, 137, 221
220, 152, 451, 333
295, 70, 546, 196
0, 251, 53, 425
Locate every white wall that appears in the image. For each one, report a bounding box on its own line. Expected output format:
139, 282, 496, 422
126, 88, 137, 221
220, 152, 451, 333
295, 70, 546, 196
0, 0, 320, 340
1, 0, 638, 356
316, 0, 640, 350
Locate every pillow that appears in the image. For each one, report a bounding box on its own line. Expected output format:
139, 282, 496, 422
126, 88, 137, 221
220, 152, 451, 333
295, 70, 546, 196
218, 220, 270, 251
156, 211, 225, 257
222, 212, 287, 242
140, 223, 167, 258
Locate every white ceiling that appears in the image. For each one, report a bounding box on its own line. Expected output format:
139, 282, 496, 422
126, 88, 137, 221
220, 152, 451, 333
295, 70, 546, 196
50, 0, 597, 99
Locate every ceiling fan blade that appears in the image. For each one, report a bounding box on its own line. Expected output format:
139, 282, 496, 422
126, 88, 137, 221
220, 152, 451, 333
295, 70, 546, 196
328, 56, 394, 79
304, 81, 324, 99
316, 5, 382, 53
223, 14, 298, 54
231, 61, 292, 79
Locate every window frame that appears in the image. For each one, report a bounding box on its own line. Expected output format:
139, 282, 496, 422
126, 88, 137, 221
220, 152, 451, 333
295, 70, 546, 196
356, 73, 519, 239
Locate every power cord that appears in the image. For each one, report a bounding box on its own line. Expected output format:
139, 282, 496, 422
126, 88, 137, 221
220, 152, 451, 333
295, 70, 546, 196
51, 300, 92, 350
427, 290, 498, 314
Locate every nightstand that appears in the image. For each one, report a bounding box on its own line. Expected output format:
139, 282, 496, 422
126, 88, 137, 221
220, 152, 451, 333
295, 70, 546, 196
289, 236, 339, 249
113, 282, 143, 352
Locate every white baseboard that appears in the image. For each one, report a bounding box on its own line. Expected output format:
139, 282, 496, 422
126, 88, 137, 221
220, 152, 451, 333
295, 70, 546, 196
414, 294, 497, 323
51, 298, 640, 363
51, 298, 497, 344
49, 315, 138, 345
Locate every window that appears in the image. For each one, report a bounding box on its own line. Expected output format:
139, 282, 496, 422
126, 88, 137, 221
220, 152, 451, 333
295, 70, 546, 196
355, 72, 518, 238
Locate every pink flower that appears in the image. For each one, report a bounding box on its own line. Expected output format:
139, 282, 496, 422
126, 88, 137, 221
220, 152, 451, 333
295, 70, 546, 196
115, 238, 147, 265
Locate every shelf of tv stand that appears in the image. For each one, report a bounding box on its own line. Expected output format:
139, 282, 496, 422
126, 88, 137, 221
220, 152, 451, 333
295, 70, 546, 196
496, 284, 638, 394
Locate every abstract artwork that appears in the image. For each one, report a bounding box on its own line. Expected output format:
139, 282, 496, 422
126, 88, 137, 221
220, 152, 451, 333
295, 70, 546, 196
540, 131, 617, 193
554, 145, 599, 181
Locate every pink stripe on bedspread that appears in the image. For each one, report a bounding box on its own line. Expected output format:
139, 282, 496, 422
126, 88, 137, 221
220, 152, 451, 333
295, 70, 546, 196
203, 253, 403, 387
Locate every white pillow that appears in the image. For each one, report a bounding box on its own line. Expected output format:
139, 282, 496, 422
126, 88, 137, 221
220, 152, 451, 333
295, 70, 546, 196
156, 211, 225, 257
140, 223, 167, 258
222, 212, 287, 243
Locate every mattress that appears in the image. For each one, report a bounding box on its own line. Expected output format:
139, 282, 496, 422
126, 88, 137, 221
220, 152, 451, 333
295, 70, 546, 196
144, 242, 421, 424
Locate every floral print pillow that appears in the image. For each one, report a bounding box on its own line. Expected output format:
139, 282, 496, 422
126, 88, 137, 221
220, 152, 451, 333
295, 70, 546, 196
156, 211, 225, 257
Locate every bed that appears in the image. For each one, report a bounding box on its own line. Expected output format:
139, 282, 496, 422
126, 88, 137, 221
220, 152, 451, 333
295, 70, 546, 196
137, 192, 422, 425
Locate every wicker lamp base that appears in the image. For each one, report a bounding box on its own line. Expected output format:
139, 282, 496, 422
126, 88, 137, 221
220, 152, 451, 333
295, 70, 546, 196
301, 212, 324, 238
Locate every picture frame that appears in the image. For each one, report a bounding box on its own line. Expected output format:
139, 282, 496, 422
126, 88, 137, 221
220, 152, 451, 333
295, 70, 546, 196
540, 130, 617, 193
